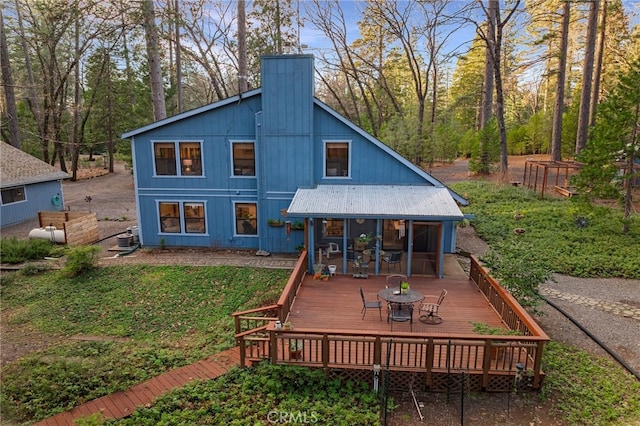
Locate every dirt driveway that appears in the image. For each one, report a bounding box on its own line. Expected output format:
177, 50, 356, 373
1, 161, 138, 248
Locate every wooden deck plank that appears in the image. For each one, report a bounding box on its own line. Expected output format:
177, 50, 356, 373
286, 273, 505, 334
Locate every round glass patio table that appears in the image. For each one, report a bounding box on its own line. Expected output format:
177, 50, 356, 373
377, 288, 423, 304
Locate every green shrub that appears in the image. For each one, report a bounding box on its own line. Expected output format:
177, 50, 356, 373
19, 263, 52, 276
63, 246, 102, 277
0, 237, 53, 264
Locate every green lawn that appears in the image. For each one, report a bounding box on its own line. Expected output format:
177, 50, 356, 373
0, 265, 291, 423
2, 182, 639, 425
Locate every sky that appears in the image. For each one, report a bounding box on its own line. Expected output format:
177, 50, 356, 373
297, 0, 640, 56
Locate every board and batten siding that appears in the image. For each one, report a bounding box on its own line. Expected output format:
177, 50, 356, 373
1, 180, 64, 227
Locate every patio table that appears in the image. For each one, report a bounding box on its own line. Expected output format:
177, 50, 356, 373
377, 288, 423, 305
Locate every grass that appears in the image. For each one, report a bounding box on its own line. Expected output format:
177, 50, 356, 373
0, 265, 291, 423
2, 181, 640, 424
452, 181, 640, 424
451, 181, 640, 278
542, 341, 640, 425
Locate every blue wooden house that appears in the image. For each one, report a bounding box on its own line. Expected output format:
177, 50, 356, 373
122, 55, 467, 277
0, 143, 68, 227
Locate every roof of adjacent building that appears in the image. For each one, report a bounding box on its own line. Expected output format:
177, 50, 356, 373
287, 185, 464, 220
0, 143, 69, 188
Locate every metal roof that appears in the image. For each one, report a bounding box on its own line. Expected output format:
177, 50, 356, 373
287, 185, 464, 220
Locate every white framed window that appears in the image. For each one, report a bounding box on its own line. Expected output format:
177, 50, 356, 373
158, 201, 207, 234
1, 186, 26, 205
324, 141, 351, 178
231, 141, 255, 177
153, 141, 203, 176
234, 202, 258, 235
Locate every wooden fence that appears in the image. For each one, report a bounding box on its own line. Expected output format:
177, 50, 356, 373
38, 211, 99, 246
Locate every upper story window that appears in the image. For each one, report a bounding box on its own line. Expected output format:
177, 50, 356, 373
1, 186, 26, 205
324, 141, 350, 177
232, 141, 255, 177
154, 141, 202, 176
234, 202, 258, 235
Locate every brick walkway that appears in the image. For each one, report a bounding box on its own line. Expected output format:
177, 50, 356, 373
33, 347, 241, 425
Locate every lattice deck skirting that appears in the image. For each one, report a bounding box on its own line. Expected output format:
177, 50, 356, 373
326, 367, 541, 393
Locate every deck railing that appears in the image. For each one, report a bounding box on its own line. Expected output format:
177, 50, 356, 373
266, 329, 547, 389
233, 250, 549, 390
233, 250, 308, 367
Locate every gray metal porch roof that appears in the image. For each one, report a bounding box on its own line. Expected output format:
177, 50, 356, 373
287, 185, 464, 220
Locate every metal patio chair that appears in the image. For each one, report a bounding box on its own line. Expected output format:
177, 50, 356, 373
359, 287, 382, 320
419, 289, 447, 324
387, 302, 413, 331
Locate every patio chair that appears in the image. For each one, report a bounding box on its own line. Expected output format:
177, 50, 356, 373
385, 274, 407, 288
359, 287, 382, 320
419, 289, 447, 325
382, 251, 403, 272
326, 242, 341, 259
387, 302, 413, 331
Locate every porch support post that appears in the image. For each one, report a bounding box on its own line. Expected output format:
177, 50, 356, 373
374, 219, 382, 275
406, 220, 414, 278
342, 219, 348, 274
308, 217, 316, 273
438, 223, 445, 278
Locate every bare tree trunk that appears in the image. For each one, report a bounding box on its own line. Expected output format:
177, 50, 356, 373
107, 53, 114, 173
477, 0, 519, 182
493, 13, 508, 182
589, 0, 606, 127
143, 0, 166, 121
551, 0, 570, 162
575, 0, 600, 154
174, 0, 182, 113
479, 0, 496, 128
0, 9, 21, 148
71, 8, 81, 181
237, 0, 248, 93
14, 0, 44, 152
623, 102, 639, 234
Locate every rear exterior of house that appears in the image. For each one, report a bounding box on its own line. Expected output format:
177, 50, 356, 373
0, 143, 68, 227
122, 55, 467, 276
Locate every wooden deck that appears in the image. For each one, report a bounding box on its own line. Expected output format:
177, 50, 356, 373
287, 261, 503, 335
234, 252, 549, 392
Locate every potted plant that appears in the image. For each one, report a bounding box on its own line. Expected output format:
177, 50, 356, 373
400, 281, 410, 294
291, 221, 304, 230
268, 218, 284, 227
313, 263, 324, 279
354, 233, 372, 251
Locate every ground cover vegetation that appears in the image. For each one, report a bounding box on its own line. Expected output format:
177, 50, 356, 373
0, 265, 290, 423
2, 187, 640, 425
452, 182, 640, 280
107, 363, 380, 426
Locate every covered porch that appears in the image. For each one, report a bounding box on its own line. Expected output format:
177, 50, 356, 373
233, 252, 549, 392
286, 184, 468, 278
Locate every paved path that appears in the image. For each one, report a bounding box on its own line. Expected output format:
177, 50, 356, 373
539, 287, 640, 321
33, 347, 241, 425
100, 249, 299, 269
